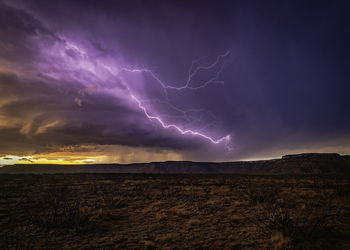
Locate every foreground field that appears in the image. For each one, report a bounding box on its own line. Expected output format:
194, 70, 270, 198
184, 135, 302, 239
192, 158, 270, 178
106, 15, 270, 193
0, 174, 349, 249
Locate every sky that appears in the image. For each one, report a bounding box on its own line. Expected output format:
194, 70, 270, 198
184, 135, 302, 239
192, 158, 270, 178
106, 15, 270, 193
1, 0, 350, 165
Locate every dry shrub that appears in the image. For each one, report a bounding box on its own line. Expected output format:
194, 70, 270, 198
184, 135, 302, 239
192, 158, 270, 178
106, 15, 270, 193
35, 184, 92, 232
264, 203, 342, 249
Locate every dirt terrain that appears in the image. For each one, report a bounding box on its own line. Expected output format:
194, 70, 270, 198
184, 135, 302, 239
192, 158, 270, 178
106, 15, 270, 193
1, 174, 349, 249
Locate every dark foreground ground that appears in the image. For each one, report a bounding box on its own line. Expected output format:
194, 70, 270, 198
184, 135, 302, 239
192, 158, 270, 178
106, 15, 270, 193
0, 174, 349, 249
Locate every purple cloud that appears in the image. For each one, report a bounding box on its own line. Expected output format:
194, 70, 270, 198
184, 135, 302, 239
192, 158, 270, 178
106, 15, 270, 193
1, 0, 350, 162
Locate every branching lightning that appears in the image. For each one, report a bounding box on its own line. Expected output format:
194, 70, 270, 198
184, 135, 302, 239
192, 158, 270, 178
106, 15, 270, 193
42, 37, 232, 149
118, 51, 232, 150
119, 50, 230, 91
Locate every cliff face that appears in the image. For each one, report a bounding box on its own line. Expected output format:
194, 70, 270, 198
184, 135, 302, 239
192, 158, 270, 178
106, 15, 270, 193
1, 153, 349, 174
264, 154, 349, 174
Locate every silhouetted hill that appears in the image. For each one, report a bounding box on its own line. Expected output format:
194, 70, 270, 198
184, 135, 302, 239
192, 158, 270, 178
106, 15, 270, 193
1, 153, 350, 174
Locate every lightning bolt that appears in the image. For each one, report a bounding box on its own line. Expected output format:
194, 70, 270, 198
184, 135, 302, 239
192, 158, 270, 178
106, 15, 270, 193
41, 37, 232, 150
129, 93, 231, 146
119, 50, 230, 92
117, 51, 232, 150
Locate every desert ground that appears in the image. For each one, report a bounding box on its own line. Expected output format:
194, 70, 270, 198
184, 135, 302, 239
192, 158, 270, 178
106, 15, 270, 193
0, 174, 349, 249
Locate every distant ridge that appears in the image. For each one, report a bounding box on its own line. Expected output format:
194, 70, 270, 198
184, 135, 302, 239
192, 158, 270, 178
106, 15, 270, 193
282, 153, 340, 159
1, 153, 350, 174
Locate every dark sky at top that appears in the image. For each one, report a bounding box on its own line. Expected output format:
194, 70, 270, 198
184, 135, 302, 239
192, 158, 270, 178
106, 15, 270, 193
0, 0, 350, 163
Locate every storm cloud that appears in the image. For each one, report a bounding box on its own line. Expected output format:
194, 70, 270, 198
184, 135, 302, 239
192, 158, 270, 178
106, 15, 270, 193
1, 0, 350, 163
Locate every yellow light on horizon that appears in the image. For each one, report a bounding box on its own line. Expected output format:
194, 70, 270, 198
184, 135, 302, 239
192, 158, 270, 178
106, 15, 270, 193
0, 155, 98, 165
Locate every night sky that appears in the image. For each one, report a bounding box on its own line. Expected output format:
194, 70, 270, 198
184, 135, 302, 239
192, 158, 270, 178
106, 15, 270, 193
1, 0, 350, 165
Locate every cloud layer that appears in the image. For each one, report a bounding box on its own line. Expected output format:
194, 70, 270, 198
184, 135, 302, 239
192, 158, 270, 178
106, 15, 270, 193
1, 0, 350, 163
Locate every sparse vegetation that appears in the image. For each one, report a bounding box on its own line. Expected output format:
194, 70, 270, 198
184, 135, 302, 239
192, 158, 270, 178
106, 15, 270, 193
0, 174, 349, 249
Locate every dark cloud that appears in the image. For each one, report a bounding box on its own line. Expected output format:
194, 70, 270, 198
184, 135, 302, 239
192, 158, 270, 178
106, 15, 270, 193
18, 157, 33, 163
1, 0, 350, 161
0, 1, 56, 67
0, 71, 202, 156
